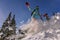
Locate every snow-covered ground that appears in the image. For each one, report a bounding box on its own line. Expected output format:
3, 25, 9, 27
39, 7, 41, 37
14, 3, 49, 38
7, 13, 60, 40
20, 13, 60, 40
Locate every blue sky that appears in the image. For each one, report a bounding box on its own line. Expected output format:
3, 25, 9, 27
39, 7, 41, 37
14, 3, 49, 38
0, 0, 60, 27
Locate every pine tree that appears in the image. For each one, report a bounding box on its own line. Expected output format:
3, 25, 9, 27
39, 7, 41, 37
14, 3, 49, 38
10, 15, 16, 34
1, 12, 16, 40
1, 12, 12, 40
1, 12, 12, 34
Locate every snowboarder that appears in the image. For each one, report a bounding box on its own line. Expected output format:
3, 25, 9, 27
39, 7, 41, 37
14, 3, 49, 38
31, 6, 43, 21
43, 13, 50, 21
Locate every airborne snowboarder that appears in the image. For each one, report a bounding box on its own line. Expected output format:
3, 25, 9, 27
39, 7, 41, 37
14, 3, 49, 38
31, 6, 43, 21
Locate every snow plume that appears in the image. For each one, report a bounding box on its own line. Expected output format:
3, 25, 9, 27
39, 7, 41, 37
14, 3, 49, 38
20, 18, 43, 35
19, 12, 60, 40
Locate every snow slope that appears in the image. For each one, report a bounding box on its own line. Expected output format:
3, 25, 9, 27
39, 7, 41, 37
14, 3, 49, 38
6, 13, 60, 40
20, 13, 60, 40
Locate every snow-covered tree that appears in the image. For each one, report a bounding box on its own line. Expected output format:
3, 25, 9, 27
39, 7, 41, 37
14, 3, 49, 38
0, 12, 16, 40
